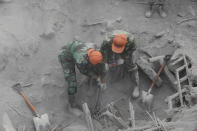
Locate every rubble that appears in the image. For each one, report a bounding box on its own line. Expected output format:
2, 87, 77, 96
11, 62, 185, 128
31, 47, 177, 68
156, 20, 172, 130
82, 103, 95, 131
0, 0, 197, 131
137, 57, 163, 87
128, 101, 135, 128
154, 30, 166, 38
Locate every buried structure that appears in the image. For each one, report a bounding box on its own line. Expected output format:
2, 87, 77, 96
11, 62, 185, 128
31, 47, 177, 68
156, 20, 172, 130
72, 52, 197, 131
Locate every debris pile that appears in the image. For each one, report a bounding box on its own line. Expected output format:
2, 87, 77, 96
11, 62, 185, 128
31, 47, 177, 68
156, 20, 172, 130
0, 0, 197, 131
78, 52, 197, 131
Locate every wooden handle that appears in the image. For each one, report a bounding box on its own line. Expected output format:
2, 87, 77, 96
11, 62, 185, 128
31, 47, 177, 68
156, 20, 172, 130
148, 55, 164, 63
148, 64, 166, 93
20, 91, 37, 114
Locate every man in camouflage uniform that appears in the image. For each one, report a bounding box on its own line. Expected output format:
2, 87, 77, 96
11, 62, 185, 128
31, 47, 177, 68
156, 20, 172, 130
58, 40, 106, 108
100, 30, 140, 98
145, 0, 167, 18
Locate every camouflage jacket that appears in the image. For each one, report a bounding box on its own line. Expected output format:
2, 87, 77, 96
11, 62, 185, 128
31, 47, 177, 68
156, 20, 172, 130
58, 41, 106, 94
100, 30, 137, 72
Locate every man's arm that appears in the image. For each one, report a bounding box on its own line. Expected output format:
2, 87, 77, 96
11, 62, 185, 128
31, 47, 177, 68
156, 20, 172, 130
58, 50, 77, 95
124, 38, 137, 71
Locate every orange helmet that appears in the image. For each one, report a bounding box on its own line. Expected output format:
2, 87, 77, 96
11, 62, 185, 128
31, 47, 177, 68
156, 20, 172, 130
112, 34, 127, 53
88, 48, 103, 65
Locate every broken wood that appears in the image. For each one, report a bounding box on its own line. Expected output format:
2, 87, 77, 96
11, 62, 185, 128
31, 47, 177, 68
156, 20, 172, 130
118, 122, 175, 131
164, 66, 178, 90
146, 111, 156, 125
23, 83, 33, 88
148, 55, 164, 63
165, 88, 187, 110
137, 57, 163, 87
128, 100, 135, 128
154, 31, 166, 38
176, 69, 184, 107
165, 88, 187, 101
177, 17, 197, 25
158, 60, 178, 91
82, 21, 104, 26
183, 55, 192, 88
118, 124, 152, 131
153, 112, 159, 128
156, 117, 167, 131
82, 103, 95, 131
101, 110, 128, 129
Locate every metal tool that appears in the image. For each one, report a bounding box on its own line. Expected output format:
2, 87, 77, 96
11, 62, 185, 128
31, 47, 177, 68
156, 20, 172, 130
12, 83, 50, 131
93, 85, 102, 114
142, 55, 171, 109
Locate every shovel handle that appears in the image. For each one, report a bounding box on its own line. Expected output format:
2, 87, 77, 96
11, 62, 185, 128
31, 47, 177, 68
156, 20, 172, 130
148, 63, 166, 93
19, 91, 38, 114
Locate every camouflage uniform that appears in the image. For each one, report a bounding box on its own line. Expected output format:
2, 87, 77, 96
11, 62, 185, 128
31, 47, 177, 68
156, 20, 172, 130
58, 41, 106, 96
100, 30, 140, 97
145, 0, 167, 18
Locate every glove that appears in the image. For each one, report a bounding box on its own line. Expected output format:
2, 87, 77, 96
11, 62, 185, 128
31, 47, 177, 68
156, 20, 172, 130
97, 77, 107, 90
117, 58, 124, 65
100, 82, 107, 90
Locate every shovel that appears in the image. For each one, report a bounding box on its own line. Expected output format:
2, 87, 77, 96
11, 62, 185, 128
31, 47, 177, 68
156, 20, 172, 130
142, 55, 171, 109
12, 83, 50, 131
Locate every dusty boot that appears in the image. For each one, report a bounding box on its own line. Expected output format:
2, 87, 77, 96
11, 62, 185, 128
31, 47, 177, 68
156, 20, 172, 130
68, 95, 82, 116
68, 95, 78, 108
145, 6, 153, 18
132, 86, 140, 98
158, 6, 167, 18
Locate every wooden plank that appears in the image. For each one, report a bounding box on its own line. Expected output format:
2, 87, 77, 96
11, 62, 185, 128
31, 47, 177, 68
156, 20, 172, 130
137, 57, 163, 87
102, 110, 128, 129
176, 71, 184, 107
159, 60, 178, 91
183, 55, 192, 87
148, 55, 164, 63
82, 103, 95, 131
128, 101, 135, 128
176, 65, 186, 72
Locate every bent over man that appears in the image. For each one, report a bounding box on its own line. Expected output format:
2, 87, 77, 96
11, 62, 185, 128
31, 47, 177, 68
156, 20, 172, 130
100, 30, 140, 98
58, 41, 106, 108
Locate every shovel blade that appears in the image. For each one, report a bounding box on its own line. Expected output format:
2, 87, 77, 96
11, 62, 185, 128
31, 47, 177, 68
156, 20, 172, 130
142, 91, 154, 110
33, 114, 50, 131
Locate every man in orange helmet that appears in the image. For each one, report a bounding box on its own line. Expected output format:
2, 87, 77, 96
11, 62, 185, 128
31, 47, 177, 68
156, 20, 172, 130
100, 30, 140, 98
58, 41, 106, 108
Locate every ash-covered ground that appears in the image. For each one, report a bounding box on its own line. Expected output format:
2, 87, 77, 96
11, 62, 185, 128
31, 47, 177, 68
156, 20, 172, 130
0, 0, 197, 131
